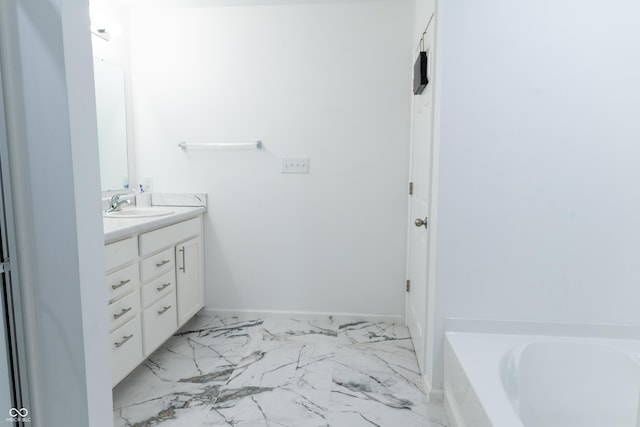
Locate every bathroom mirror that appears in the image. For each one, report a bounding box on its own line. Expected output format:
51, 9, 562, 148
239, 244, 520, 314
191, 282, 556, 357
93, 58, 129, 192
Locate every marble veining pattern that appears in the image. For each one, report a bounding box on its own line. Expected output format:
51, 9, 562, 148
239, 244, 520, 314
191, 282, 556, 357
113, 315, 449, 426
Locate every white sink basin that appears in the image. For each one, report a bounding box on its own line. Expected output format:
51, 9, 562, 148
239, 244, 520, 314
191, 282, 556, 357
103, 207, 174, 218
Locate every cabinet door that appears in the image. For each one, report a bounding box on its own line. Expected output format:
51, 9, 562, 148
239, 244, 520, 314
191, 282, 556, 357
106, 263, 138, 303
105, 237, 138, 272
110, 315, 143, 387
142, 291, 177, 356
140, 247, 174, 282
108, 289, 139, 333
175, 237, 204, 326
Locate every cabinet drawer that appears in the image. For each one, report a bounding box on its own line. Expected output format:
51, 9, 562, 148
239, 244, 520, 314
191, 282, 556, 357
106, 263, 139, 303
110, 315, 143, 387
143, 291, 177, 356
108, 289, 139, 332
139, 217, 201, 256
140, 248, 174, 282
105, 237, 138, 271
142, 271, 175, 309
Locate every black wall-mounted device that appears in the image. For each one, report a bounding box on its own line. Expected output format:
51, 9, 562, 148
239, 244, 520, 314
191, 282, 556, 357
413, 51, 428, 95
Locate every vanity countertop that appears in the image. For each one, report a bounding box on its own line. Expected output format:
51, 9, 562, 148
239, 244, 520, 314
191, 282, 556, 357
103, 206, 206, 244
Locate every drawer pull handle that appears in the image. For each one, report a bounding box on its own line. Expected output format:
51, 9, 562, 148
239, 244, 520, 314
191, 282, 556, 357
157, 305, 172, 315
157, 282, 171, 292
156, 259, 171, 267
113, 307, 132, 319
114, 334, 133, 348
111, 279, 130, 290
179, 247, 186, 273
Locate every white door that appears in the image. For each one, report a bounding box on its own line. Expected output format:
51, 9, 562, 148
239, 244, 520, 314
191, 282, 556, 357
406, 18, 435, 374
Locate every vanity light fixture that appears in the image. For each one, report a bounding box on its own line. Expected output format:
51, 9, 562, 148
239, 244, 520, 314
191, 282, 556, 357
90, 19, 122, 42
91, 25, 110, 41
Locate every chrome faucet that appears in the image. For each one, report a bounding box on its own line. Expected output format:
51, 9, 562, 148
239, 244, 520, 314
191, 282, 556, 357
106, 193, 132, 212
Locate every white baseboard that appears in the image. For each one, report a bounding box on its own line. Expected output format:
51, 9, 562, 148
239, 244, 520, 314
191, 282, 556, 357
421, 371, 444, 403
428, 388, 444, 403
444, 391, 463, 427
202, 307, 404, 324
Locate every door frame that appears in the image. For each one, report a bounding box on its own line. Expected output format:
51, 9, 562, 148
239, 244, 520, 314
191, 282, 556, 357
0, 41, 31, 420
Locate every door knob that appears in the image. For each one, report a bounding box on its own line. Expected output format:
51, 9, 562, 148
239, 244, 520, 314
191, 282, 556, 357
415, 217, 428, 228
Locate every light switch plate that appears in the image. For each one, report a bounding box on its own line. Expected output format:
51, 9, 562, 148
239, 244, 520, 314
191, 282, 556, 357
281, 158, 310, 174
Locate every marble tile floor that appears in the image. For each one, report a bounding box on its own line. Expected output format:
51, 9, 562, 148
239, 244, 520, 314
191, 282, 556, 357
113, 314, 450, 427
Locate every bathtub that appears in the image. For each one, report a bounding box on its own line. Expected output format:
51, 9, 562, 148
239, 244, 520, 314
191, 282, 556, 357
444, 332, 640, 427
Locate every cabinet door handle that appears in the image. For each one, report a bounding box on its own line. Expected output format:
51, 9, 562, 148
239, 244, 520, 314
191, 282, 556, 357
157, 305, 172, 316
111, 279, 130, 290
113, 307, 132, 319
114, 334, 133, 348
156, 259, 171, 267
179, 247, 186, 273
157, 282, 171, 292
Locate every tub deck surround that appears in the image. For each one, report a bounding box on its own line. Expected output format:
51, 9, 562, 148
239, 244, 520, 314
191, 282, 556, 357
150, 192, 207, 207
444, 332, 640, 427
103, 206, 206, 243
112, 314, 450, 426
507, 341, 640, 427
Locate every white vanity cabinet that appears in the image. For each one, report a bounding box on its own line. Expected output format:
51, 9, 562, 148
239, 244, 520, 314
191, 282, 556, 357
138, 216, 203, 356
105, 213, 204, 386
105, 236, 143, 387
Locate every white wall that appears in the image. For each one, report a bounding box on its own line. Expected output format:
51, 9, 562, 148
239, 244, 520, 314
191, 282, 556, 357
129, 1, 414, 316
63, 1, 114, 423
0, 0, 112, 425
431, 0, 640, 388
